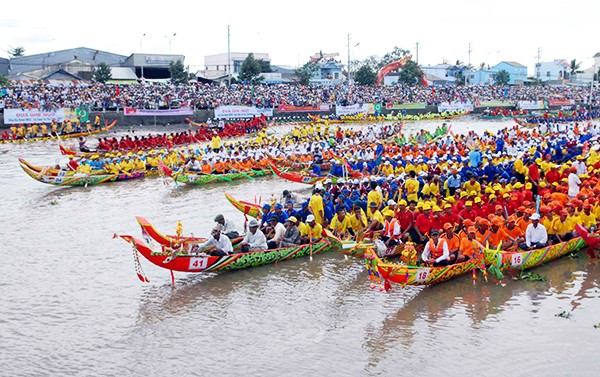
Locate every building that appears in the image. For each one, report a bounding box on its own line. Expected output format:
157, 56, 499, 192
469, 69, 496, 85
203, 52, 270, 79
421, 64, 471, 86
4, 47, 185, 83
0, 58, 9, 76
308, 52, 344, 85
492, 61, 527, 85
534, 59, 569, 84
7, 47, 128, 82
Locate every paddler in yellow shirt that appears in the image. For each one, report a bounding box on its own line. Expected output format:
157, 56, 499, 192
76, 160, 92, 174
404, 170, 420, 202
299, 214, 323, 243
40, 124, 48, 136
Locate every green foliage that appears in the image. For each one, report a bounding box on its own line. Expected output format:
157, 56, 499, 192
294, 62, 318, 85
494, 69, 510, 85
354, 65, 377, 86
380, 46, 410, 69
0, 74, 9, 87
93, 62, 112, 84
455, 71, 466, 86
259, 60, 272, 73
569, 59, 581, 75
518, 271, 546, 281
239, 53, 263, 83
169, 59, 188, 85
397, 60, 424, 86
8, 46, 25, 58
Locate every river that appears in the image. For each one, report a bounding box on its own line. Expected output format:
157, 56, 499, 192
1, 116, 599, 376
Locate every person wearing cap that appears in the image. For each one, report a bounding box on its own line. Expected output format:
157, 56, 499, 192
414, 204, 433, 244
550, 210, 575, 244
441, 223, 460, 263
463, 174, 481, 195
278, 216, 301, 248
528, 158, 541, 198
266, 216, 286, 249
185, 155, 202, 171
367, 181, 383, 211
197, 225, 234, 257
475, 218, 492, 245
504, 216, 524, 247
520, 213, 548, 250
579, 204, 598, 230
421, 229, 450, 266
299, 214, 323, 244
239, 219, 268, 252
330, 207, 354, 238
377, 209, 402, 247
365, 201, 384, 237
457, 226, 479, 263
404, 170, 420, 203
458, 200, 476, 223
567, 166, 582, 199
446, 169, 462, 196
488, 218, 510, 250
214, 214, 239, 239
281, 190, 301, 207
309, 185, 325, 226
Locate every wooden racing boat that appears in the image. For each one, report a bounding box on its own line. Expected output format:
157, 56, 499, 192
19, 160, 146, 186
364, 248, 482, 287
225, 193, 263, 219
483, 237, 585, 272
173, 168, 270, 185
0, 120, 117, 144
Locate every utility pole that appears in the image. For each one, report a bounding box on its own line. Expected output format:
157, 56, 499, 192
415, 42, 419, 64
468, 42, 472, 66
140, 33, 146, 80
466, 42, 472, 85
347, 33, 351, 85
536, 47, 542, 80
227, 25, 231, 86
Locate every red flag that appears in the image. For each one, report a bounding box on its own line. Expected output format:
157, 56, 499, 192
157, 159, 173, 178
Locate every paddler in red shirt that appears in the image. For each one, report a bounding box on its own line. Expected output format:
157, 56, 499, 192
440, 203, 460, 227
459, 201, 477, 222
414, 204, 434, 244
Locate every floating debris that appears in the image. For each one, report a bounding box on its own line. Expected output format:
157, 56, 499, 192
50, 199, 59, 205
518, 272, 546, 281
555, 311, 571, 319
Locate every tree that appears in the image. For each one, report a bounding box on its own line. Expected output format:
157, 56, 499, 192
494, 69, 510, 85
0, 74, 9, 87
239, 53, 263, 83
455, 71, 466, 86
354, 65, 377, 86
397, 60, 424, 86
259, 60, 272, 73
93, 62, 112, 84
294, 62, 318, 85
169, 59, 188, 85
380, 46, 410, 69
569, 59, 581, 76
8, 46, 25, 58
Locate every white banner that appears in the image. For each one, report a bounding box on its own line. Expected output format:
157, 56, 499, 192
438, 101, 474, 112
214, 106, 273, 119
518, 100, 546, 110
335, 103, 370, 116
3, 108, 65, 124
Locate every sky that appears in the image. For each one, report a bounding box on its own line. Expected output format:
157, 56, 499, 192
1, 0, 598, 76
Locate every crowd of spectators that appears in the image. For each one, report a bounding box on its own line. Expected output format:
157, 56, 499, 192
1, 82, 598, 112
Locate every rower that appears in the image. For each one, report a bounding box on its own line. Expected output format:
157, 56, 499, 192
214, 214, 239, 239
239, 219, 268, 252
519, 213, 548, 250
198, 225, 233, 256
299, 214, 323, 244
279, 216, 301, 248
421, 229, 450, 267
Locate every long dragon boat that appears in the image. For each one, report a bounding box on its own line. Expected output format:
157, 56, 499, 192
225, 193, 263, 219
269, 162, 360, 185
364, 248, 483, 287
19, 159, 146, 186
117, 216, 335, 280
483, 237, 586, 272
0, 120, 117, 144
172, 168, 270, 185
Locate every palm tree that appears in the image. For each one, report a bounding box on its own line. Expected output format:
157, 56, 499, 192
569, 59, 581, 76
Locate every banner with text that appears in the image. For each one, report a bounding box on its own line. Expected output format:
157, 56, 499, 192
277, 104, 330, 112
124, 107, 194, 116
214, 106, 273, 119
3, 108, 64, 124
517, 100, 546, 110
437, 101, 474, 112
335, 103, 370, 116
476, 100, 513, 108
386, 102, 427, 110
548, 99, 575, 106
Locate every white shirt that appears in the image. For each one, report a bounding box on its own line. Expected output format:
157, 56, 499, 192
525, 223, 548, 247
568, 173, 581, 197
242, 228, 268, 250
573, 160, 587, 175
421, 238, 450, 263
221, 218, 238, 235
200, 234, 233, 254
269, 222, 286, 242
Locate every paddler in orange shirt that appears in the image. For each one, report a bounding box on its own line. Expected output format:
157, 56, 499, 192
441, 223, 460, 264
457, 226, 479, 262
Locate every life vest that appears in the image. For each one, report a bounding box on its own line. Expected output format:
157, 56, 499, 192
384, 218, 400, 239
428, 238, 447, 259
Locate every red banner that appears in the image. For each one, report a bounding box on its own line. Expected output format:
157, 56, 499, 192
277, 104, 330, 112
548, 99, 575, 106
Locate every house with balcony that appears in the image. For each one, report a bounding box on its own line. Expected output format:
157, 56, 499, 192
308, 52, 344, 85
534, 59, 570, 84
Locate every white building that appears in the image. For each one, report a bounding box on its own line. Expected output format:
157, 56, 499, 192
203, 52, 270, 78
534, 59, 569, 84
